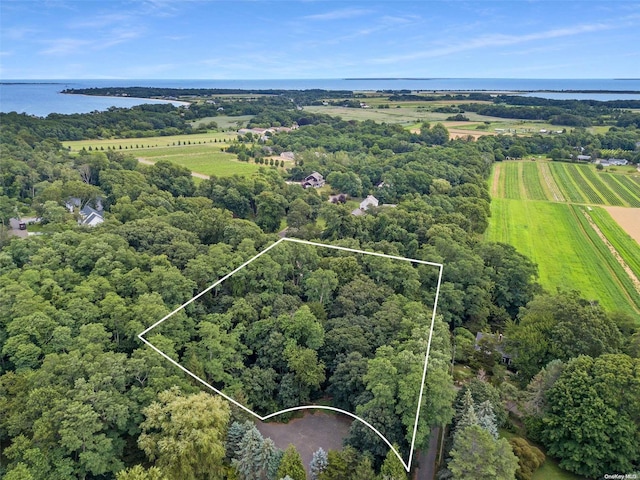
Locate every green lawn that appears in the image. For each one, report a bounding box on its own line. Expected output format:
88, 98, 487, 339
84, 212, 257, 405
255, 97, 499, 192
486, 198, 639, 316
62, 131, 236, 151
532, 459, 584, 480
139, 147, 265, 177
63, 134, 269, 178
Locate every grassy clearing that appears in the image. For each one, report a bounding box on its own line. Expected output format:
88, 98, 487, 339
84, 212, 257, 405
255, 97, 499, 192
486, 198, 638, 315
62, 131, 236, 151
191, 115, 255, 130
63, 133, 269, 178
589, 207, 640, 279
138, 146, 263, 177
532, 459, 585, 480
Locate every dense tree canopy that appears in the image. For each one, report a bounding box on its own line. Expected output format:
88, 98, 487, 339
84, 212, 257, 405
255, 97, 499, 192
2, 89, 637, 479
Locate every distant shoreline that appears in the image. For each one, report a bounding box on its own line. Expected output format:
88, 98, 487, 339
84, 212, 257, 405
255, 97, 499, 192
60, 91, 191, 108
62, 87, 640, 95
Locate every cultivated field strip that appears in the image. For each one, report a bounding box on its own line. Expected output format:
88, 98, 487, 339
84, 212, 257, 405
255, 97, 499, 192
550, 163, 586, 203
615, 176, 640, 203
589, 207, 640, 280
503, 162, 522, 199
579, 168, 624, 206
486, 199, 638, 315
521, 162, 549, 201
566, 164, 605, 204
539, 162, 565, 202
572, 205, 640, 311
600, 174, 640, 207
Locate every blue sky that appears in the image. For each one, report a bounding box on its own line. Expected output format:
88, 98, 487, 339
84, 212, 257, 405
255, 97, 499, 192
1, 0, 639, 79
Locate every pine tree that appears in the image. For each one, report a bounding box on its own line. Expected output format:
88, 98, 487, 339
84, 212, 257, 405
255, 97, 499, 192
310, 448, 328, 480
233, 426, 275, 480
477, 400, 498, 439
352, 455, 376, 480
455, 391, 479, 437
276, 444, 305, 480
380, 446, 407, 480
449, 425, 518, 480
226, 421, 254, 460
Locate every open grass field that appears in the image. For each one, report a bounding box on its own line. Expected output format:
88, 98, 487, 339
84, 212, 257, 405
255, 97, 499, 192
303, 104, 510, 127
190, 115, 255, 130
62, 131, 270, 178
137, 146, 264, 177
486, 198, 639, 316
62, 131, 236, 151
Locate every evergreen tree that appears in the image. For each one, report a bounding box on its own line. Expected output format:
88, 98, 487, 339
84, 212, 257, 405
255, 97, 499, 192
477, 400, 498, 439
352, 455, 376, 480
455, 392, 479, 435
276, 444, 306, 480
233, 426, 279, 480
380, 446, 407, 480
227, 421, 255, 460
310, 447, 328, 480
449, 425, 518, 480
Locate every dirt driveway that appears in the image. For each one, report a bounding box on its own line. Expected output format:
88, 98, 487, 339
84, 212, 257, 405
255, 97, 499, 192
257, 411, 352, 474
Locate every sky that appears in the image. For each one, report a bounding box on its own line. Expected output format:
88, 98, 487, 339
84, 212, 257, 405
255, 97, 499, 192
1, 0, 639, 79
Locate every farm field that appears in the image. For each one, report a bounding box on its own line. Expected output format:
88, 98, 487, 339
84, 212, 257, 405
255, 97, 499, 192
548, 162, 640, 207
495, 160, 640, 207
594, 207, 640, 271
486, 198, 640, 316
190, 115, 255, 130
63, 132, 271, 178
62, 131, 236, 151
136, 145, 264, 177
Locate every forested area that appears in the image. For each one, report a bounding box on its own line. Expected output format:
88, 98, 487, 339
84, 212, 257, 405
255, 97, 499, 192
1, 97, 639, 479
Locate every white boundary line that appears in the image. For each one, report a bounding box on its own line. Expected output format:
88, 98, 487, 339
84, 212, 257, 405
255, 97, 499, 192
138, 237, 444, 472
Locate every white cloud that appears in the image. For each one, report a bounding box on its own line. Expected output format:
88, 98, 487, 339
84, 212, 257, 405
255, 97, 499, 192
303, 7, 372, 21
3, 27, 39, 40
39, 38, 92, 55
370, 21, 616, 65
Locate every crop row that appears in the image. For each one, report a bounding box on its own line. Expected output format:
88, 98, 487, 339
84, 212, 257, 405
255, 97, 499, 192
521, 162, 548, 201
578, 166, 624, 206
538, 162, 565, 202
571, 205, 640, 312
589, 207, 640, 280
616, 176, 640, 203
549, 163, 586, 203
501, 162, 522, 199
565, 165, 605, 204
487, 199, 637, 315
600, 174, 640, 208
